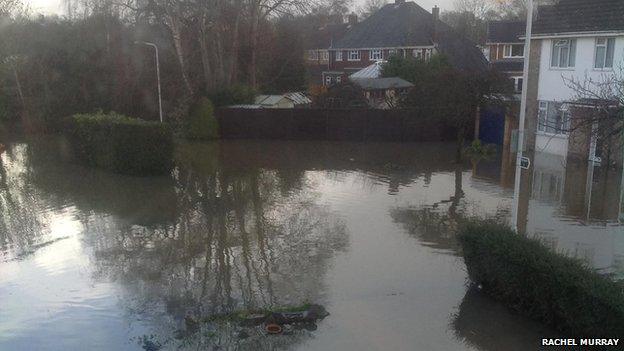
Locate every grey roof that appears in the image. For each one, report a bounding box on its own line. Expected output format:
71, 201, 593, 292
333, 1, 488, 72
490, 60, 524, 73
349, 61, 384, 79
533, 0, 624, 35
351, 77, 414, 90
255, 95, 286, 106
284, 92, 312, 105
486, 21, 525, 43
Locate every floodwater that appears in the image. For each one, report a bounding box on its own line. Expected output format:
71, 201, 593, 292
0, 137, 622, 351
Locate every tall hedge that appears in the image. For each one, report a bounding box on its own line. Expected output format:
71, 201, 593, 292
186, 97, 218, 140
65, 112, 174, 175
458, 221, 624, 337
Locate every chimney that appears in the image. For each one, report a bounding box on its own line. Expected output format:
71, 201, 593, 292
348, 13, 358, 25
432, 6, 440, 43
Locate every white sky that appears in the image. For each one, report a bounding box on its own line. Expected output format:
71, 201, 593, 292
26, 0, 456, 16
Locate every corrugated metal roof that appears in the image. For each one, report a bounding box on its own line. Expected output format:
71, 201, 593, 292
349, 61, 385, 79
255, 95, 286, 106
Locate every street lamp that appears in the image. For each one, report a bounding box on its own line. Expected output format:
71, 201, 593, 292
135, 41, 163, 123
510, 0, 534, 232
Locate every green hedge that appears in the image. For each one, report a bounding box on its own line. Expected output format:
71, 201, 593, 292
458, 221, 624, 337
65, 112, 174, 175
186, 97, 218, 140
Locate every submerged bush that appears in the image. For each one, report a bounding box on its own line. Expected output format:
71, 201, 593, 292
65, 111, 173, 175
186, 97, 218, 140
458, 221, 624, 337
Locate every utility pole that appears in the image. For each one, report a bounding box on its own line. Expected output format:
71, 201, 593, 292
511, 0, 534, 232
136, 41, 163, 123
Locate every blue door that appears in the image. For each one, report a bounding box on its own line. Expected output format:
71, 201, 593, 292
479, 106, 505, 145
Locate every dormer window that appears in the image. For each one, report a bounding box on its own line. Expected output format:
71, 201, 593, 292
551, 39, 576, 68
369, 49, 383, 61
503, 44, 524, 58
348, 50, 361, 61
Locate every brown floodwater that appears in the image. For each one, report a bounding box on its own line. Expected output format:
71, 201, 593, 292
0, 137, 622, 350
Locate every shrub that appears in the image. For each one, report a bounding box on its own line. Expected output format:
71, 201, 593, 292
208, 85, 257, 107
64, 111, 174, 175
458, 220, 624, 337
186, 97, 218, 140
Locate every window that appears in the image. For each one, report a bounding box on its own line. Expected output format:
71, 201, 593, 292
324, 75, 333, 86
308, 50, 318, 60
320, 50, 329, 61
594, 38, 615, 69
348, 50, 360, 61
503, 44, 524, 58
369, 49, 383, 61
335, 51, 343, 61
537, 101, 570, 135
336, 76, 342, 83
511, 76, 523, 93
412, 49, 423, 60
424, 49, 432, 61
551, 39, 576, 68
388, 49, 397, 57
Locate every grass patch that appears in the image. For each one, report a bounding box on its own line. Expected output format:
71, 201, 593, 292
458, 220, 624, 337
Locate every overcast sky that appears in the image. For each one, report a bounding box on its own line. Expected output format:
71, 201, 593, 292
26, 0, 457, 16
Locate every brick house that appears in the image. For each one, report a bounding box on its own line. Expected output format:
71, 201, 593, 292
321, 0, 487, 86
485, 20, 526, 93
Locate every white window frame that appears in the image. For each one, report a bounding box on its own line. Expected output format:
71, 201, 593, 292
320, 50, 329, 61
324, 75, 333, 86
537, 101, 570, 135
335, 51, 343, 61
388, 49, 397, 57
308, 50, 318, 60
424, 49, 432, 61
336, 76, 342, 83
369, 49, 383, 61
511, 76, 523, 93
503, 44, 524, 58
413, 49, 423, 60
594, 37, 615, 69
348, 50, 360, 61
551, 39, 576, 69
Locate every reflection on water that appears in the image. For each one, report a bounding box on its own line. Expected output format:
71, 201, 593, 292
0, 137, 621, 350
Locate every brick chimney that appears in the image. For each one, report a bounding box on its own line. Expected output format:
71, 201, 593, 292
348, 13, 358, 25
432, 6, 440, 43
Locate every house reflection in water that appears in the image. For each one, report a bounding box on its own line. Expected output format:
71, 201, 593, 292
474, 148, 624, 279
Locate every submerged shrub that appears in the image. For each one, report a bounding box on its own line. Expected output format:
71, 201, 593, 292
458, 221, 624, 337
186, 97, 218, 140
64, 111, 173, 175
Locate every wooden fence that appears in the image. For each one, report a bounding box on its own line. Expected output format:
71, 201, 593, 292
216, 108, 467, 142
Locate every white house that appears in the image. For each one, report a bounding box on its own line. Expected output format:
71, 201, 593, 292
528, 0, 624, 162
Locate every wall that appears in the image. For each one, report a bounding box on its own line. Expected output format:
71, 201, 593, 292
216, 108, 466, 142
537, 36, 624, 102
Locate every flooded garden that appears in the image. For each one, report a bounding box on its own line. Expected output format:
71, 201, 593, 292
1, 137, 622, 350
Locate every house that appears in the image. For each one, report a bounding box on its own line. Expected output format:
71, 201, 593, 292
485, 20, 526, 93
304, 16, 354, 87
321, 0, 488, 86
525, 0, 624, 165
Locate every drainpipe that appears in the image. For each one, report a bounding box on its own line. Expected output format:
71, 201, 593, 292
511, 0, 533, 233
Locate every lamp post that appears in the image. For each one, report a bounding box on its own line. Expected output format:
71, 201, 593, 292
510, 0, 534, 232
135, 41, 163, 123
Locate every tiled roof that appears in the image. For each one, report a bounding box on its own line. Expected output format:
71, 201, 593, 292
333, 1, 487, 72
305, 22, 351, 50
487, 21, 525, 43
533, 0, 624, 35
490, 60, 524, 73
